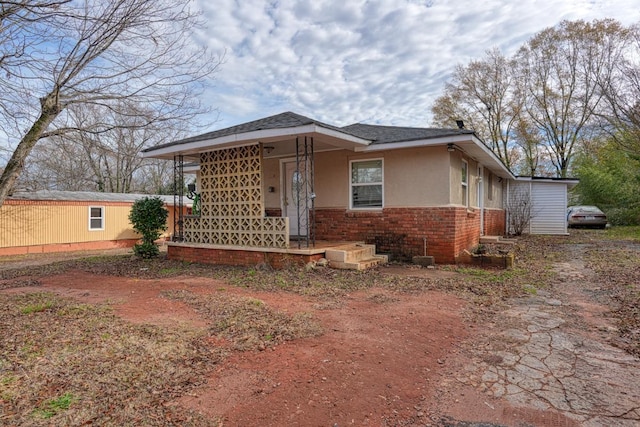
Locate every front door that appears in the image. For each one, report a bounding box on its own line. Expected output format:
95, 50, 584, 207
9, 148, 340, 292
283, 161, 307, 237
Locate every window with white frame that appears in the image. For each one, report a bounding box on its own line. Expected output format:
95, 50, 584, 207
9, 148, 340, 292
350, 159, 383, 209
89, 206, 104, 230
461, 160, 469, 207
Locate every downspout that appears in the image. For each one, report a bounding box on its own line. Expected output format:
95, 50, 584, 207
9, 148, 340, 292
529, 180, 533, 234
505, 179, 510, 236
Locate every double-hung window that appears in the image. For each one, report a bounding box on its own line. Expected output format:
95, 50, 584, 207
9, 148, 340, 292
461, 160, 469, 207
89, 206, 104, 230
350, 159, 383, 209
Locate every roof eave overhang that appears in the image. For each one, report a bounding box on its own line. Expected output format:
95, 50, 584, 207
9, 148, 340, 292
355, 134, 515, 179
142, 124, 372, 160
515, 176, 580, 189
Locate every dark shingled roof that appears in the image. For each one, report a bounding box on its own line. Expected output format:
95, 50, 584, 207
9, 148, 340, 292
341, 123, 475, 144
143, 111, 475, 153
143, 112, 348, 152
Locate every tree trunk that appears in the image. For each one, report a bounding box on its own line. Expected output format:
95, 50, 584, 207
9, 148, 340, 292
0, 93, 61, 207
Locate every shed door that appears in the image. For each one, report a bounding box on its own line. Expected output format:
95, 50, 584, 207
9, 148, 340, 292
530, 183, 568, 234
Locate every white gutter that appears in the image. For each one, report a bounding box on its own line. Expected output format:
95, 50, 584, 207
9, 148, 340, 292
353, 134, 473, 152
142, 124, 372, 158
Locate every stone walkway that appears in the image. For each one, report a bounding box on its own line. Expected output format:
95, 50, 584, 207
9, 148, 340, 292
456, 244, 640, 426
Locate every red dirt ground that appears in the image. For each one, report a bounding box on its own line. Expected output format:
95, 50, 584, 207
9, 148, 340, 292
2, 268, 572, 426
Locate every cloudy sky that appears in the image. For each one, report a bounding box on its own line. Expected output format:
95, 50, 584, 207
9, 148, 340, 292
193, 0, 640, 131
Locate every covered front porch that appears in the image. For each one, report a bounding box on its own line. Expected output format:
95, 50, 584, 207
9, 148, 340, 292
142, 112, 386, 269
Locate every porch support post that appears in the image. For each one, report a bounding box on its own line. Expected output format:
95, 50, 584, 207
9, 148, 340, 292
173, 154, 184, 241
294, 136, 315, 249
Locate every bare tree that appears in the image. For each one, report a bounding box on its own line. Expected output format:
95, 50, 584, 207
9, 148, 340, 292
432, 48, 522, 170
516, 19, 632, 177
0, 1, 70, 68
1, 1, 70, 136
598, 25, 640, 156
511, 117, 542, 176
505, 184, 534, 236
17, 136, 96, 191
0, 0, 221, 206
134, 159, 175, 195
19, 103, 188, 193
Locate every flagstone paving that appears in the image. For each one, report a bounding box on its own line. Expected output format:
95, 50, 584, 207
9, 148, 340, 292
451, 244, 640, 426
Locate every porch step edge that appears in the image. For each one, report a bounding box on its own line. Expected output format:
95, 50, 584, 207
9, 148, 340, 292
329, 255, 387, 271
479, 236, 517, 245
324, 244, 377, 263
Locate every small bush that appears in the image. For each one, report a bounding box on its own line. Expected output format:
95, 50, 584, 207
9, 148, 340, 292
129, 197, 168, 259
133, 241, 160, 259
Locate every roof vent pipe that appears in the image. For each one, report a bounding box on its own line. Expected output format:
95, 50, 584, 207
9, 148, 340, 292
456, 120, 465, 129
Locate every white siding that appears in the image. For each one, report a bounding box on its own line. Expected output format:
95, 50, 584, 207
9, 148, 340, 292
530, 182, 568, 234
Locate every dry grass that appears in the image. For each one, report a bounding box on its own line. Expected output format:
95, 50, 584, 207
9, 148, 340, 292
0, 292, 222, 426
585, 243, 640, 356
163, 290, 322, 351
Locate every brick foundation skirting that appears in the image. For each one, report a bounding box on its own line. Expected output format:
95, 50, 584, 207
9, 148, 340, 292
314, 207, 501, 263
483, 209, 506, 236
168, 245, 324, 269
0, 239, 138, 256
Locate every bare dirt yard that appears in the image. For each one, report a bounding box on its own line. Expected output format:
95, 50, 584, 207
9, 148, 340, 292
1, 229, 639, 426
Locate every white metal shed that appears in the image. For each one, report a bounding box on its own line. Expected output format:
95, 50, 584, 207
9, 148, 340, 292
506, 177, 579, 235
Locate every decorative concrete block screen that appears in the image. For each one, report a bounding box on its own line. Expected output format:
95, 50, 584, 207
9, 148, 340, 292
184, 144, 289, 248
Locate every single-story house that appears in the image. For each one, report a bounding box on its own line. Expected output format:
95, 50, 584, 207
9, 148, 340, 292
0, 190, 188, 256
141, 111, 576, 267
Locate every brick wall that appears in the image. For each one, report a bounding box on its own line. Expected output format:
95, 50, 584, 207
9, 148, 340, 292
169, 206, 504, 266
484, 209, 506, 236
314, 207, 486, 263
168, 245, 323, 269
265, 208, 282, 217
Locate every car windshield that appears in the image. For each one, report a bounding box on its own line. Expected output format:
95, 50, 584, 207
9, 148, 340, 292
576, 206, 601, 213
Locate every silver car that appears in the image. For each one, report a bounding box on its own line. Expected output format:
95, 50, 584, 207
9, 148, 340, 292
567, 205, 608, 229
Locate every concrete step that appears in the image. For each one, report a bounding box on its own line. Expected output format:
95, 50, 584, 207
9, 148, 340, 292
480, 236, 517, 245
325, 243, 377, 264
325, 243, 388, 270
329, 255, 388, 271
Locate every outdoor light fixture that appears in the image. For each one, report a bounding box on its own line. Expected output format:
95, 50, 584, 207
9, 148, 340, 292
263, 145, 275, 154
447, 143, 456, 152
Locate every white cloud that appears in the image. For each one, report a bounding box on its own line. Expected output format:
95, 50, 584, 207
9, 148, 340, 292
195, 0, 640, 129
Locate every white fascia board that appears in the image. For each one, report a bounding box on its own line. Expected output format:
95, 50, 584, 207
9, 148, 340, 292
142, 124, 371, 159
467, 135, 515, 179
515, 176, 580, 188
313, 125, 372, 145
352, 134, 472, 152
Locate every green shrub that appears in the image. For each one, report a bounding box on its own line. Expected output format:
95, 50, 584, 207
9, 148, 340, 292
129, 197, 168, 259
606, 207, 640, 226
